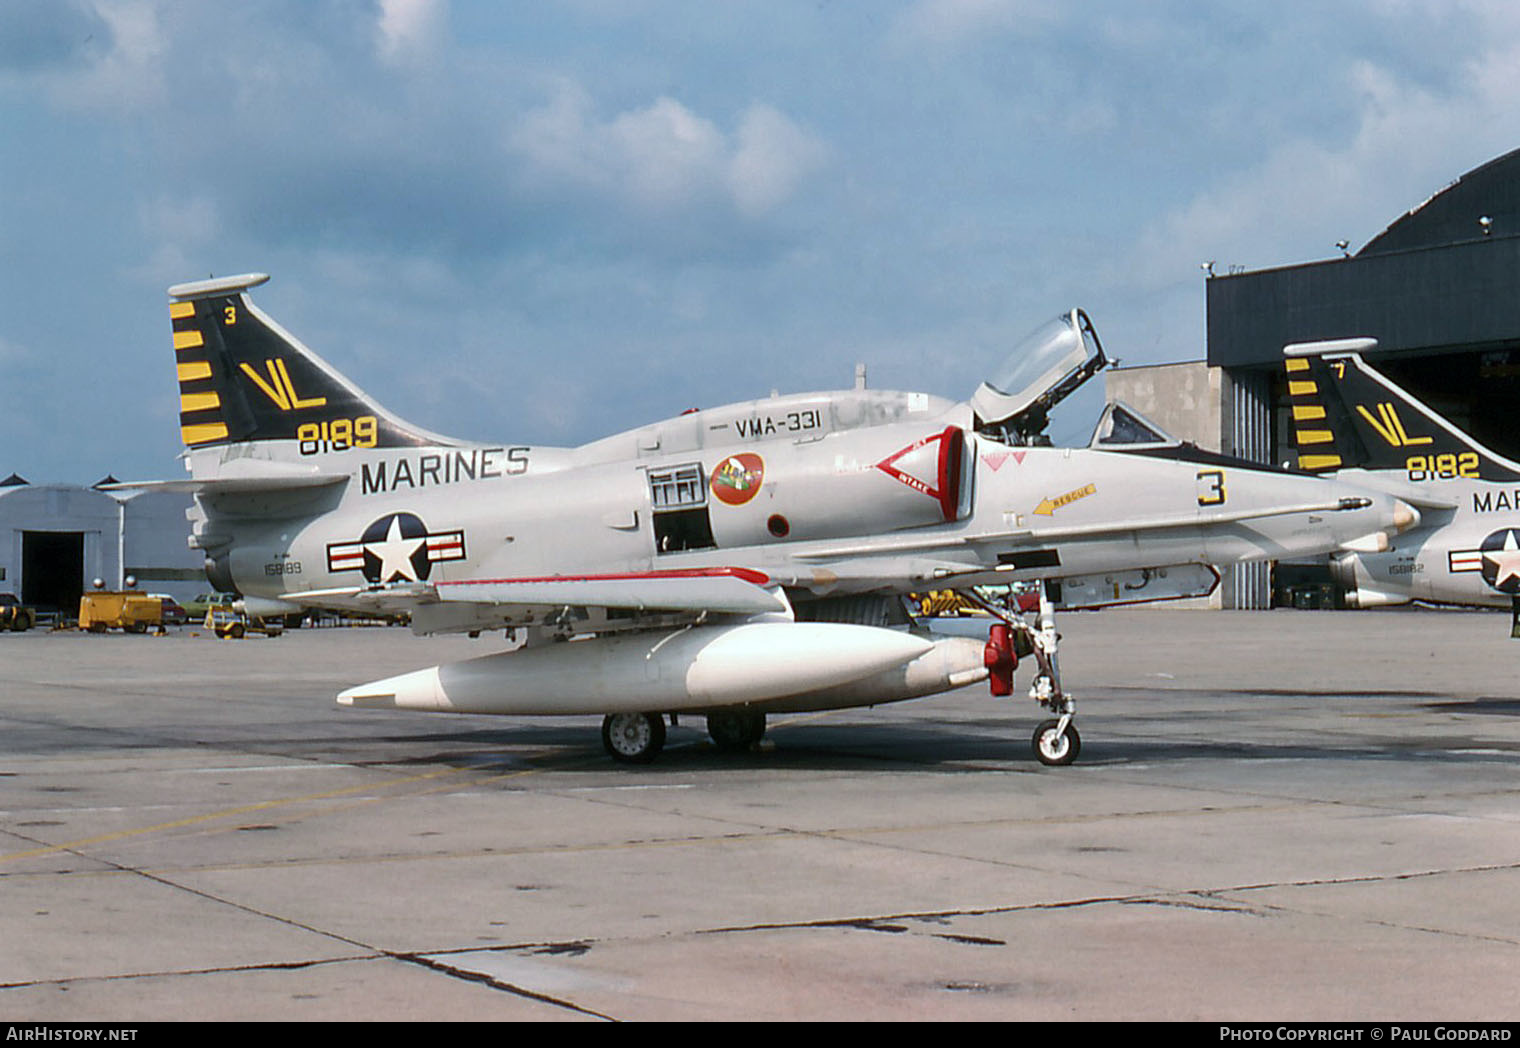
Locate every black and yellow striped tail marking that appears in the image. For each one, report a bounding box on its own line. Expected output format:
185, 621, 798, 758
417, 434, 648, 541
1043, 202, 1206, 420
1285, 356, 1342, 471
170, 299, 229, 446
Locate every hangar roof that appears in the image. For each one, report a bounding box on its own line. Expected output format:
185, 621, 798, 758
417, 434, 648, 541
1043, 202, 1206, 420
1360, 147, 1520, 255
1207, 148, 1520, 370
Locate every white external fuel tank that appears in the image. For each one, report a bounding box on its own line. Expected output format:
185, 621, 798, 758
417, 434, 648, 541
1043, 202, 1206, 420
336, 621, 967, 716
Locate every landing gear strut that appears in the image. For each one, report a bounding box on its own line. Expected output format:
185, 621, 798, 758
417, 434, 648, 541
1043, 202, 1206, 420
966, 580, 1078, 766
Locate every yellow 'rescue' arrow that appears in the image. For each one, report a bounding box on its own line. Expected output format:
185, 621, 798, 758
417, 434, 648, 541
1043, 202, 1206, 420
1034, 483, 1096, 516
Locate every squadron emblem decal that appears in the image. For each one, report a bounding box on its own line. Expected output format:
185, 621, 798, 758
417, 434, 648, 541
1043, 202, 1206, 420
327, 513, 466, 583
711, 453, 765, 506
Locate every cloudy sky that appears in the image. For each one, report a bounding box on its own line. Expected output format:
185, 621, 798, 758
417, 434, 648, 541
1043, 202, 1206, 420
5, 0, 1520, 483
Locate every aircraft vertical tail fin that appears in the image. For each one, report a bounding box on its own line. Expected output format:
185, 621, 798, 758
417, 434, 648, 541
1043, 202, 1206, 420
1284, 340, 1518, 482
168, 273, 450, 456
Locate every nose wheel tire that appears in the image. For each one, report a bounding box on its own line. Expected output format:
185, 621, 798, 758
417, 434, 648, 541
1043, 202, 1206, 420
1032, 719, 1080, 766
602, 712, 667, 764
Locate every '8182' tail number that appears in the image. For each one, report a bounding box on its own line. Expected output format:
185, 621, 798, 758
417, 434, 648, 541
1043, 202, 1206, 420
1406, 452, 1478, 481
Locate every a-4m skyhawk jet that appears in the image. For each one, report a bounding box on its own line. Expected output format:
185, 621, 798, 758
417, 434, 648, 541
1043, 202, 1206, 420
1286, 338, 1520, 633
130, 273, 1419, 765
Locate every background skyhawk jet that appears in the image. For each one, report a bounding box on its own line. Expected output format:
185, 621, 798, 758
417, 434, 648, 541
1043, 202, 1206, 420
1286, 339, 1520, 633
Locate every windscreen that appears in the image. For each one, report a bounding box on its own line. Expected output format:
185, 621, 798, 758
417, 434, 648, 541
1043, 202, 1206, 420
1088, 402, 1175, 447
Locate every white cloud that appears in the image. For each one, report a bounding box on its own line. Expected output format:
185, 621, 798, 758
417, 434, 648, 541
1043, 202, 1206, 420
132, 194, 222, 284
1074, 8, 1520, 371
607, 96, 729, 209
507, 78, 601, 187
48, 0, 166, 110
729, 104, 829, 218
375, 0, 447, 65
1126, 29, 1520, 289
510, 86, 826, 220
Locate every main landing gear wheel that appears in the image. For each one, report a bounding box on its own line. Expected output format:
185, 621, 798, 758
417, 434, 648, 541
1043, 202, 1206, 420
1032, 719, 1081, 766
706, 709, 766, 752
602, 712, 667, 764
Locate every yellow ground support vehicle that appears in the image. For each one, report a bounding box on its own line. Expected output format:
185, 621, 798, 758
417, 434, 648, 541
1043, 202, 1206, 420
205, 605, 284, 639
0, 593, 35, 631
78, 591, 162, 634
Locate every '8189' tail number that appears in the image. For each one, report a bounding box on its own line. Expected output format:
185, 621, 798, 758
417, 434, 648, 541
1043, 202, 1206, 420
299, 416, 378, 455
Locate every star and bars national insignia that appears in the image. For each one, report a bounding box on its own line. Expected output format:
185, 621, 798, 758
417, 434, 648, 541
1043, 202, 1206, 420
326, 513, 467, 584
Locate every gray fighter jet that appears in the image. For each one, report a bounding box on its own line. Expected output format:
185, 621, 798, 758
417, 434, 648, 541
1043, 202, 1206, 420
1286, 339, 1520, 633
129, 274, 1418, 764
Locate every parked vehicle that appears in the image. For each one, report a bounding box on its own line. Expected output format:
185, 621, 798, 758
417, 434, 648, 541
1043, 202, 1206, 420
0, 593, 35, 632
185, 592, 238, 619
151, 595, 190, 626
79, 591, 162, 633
205, 605, 283, 639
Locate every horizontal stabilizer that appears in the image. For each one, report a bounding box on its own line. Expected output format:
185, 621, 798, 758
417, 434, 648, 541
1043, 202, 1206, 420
99, 474, 347, 495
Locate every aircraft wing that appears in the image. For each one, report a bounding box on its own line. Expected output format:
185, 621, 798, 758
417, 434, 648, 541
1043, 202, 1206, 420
793, 494, 1401, 560
433, 569, 786, 614
987, 494, 1399, 542
282, 567, 788, 633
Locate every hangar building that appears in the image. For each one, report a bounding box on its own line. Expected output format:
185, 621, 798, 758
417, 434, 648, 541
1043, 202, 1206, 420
1208, 145, 1520, 470
1114, 146, 1520, 608
0, 477, 201, 616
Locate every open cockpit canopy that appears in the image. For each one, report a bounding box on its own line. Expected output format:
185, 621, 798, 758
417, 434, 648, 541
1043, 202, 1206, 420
971, 309, 1106, 444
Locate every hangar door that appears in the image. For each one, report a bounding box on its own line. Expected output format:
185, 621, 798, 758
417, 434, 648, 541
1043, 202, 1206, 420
21, 531, 85, 614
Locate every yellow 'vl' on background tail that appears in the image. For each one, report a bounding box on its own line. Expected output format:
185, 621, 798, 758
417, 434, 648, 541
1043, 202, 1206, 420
1285, 340, 1520, 484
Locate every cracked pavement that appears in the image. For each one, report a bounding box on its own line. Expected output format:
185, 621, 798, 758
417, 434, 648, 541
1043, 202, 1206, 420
1, 608, 1517, 1020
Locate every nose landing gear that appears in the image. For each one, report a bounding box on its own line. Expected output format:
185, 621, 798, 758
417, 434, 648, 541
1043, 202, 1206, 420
964, 581, 1080, 766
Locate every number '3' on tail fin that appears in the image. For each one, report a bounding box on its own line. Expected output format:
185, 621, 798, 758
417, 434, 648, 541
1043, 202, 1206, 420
167, 273, 453, 454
